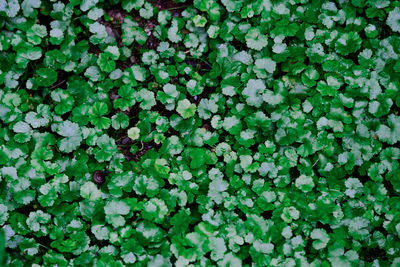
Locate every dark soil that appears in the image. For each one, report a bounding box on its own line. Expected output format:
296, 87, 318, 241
98, 9, 127, 46
151, 0, 193, 14
117, 140, 160, 162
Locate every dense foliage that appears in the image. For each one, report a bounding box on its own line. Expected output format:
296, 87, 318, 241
1, 0, 400, 266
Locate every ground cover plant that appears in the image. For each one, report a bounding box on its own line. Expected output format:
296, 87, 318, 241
1, 0, 400, 266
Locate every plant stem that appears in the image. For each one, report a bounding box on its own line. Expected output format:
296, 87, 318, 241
166, 5, 189, 10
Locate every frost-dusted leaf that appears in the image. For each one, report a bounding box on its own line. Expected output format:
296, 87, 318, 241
2, 93, 21, 107
56, 121, 82, 153
221, 0, 243, 12
209, 237, 227, 261
139, 2, 153, 19
233, 51, 253, 65
176, 99, 196, 119
89, 21, 108, 44
164, 136, 183, 155
19, 238, 39, 256
376, 115, 400, 144
27, 24, 47, 45
58, 136, 81, 153
281, 206, 299, 223
141, 198, 168, 222
168, 19, 183, 43
122, 0, 144, 12
335, 32, 362, 56
80, 182, 101, 201
193, 14, 207, 27
87, 7, 103, 20
16, 46, 42, 67
348, 217, 370, 240
295, 175, 314, 192
95, 134, 117, 162
80, 0, 99, 12
198, 98, 218, 120
137, 89, 156, 110
387, 7, 400, 33
84, 66, 102, 82
91, 224, 110, 241
344, 178, 363, 198
242, 79, 265, 107
104, 200, 130, 215
0, 0, 20, 17
121, 17, 147, 45
13, 121, 31, 133
128, 65, 146, 82
57, 121, 80, 137
51, 89, 74, 115
187, 79, 203, 96
21, 0, 41, 17
263, 90, 283, 105
25, 112, 49, 128
208, 176, 228, 204
49, 27, 63, 45
255, 58, 276, 74
0, 204, 8, 224
311, 229, 330, 250
127, 127, 140, 140
245, 28, 268, 51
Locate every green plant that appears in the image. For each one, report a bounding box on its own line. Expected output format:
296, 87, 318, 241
1, 0, 400, 266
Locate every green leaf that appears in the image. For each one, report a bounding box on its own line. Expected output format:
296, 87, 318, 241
51, 89, 74, 115
80, 182, 102, 201
122, 17, 147, 45
0, 227, 5, 265
122, 0, 144, 12
137, 89, 156, 110
95, 134, 117, 162
89, 102, 111, 129
295, 175, 315, 192
16, 46, 42, 67
335, 32, 362, 56
27, 24, 47, 45
113, 85, 136, 111
176, 99, 196, 119
141, 198, 168, 223
35, 68, 57, 87
97, 53, 116, 73
111, 112, 129, 129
